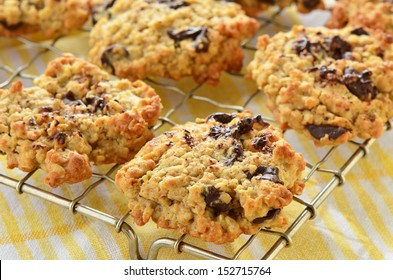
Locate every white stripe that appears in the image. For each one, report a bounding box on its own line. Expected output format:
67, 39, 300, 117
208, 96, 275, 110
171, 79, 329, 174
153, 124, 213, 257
381, 176, 393, 198
340, 181, 393, 258
0, 244, 20, 259
25, 239, 45, 259
89, 222, 123, 259
48, 235, 71, 259
302, 191, 347, 259
71, 228, 98, 259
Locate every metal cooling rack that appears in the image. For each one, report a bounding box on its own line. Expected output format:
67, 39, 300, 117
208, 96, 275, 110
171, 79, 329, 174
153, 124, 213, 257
1, 8, 392, 260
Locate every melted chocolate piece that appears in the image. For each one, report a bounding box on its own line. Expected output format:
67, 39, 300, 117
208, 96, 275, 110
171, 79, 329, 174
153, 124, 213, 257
225, 142, 244, 166
293, 36, 324, 57
293, 37, 311, 55
100, 44, 129, 74
208, 125, 231, 139
342, 67, 377, 101
253, 135, 269, 151
49, 132, 68, 145
62, 91, 85, 106
232, 117, 254, 139
204, 186, 229, 212
253, 114, 270, 128
209, 115, 269, 140
329, 36, 352, 60
319, 65, 337, 80
85, 96, 106, 112
247, 166, 283, 184
252, 208, 281, 224
0, 20, 23, 31
167, 26, 209, 52
350, 27, 369, 36
307, 124, 348, 140
302, 0, 320, 9
208, 112, 236, 124
38, 106, 53, 113
183, 130, 195, 147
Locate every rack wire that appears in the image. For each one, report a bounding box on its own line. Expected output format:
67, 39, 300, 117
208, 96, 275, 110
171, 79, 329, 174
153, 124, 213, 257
1, 7, 392, 260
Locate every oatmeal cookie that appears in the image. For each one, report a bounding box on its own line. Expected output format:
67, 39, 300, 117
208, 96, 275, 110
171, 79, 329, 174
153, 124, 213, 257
246, 25, 393, 146
115, 111, 305, 244
0, 0, 92, 37
0, 54, 162, 187
230, 0, 325, 17
326, 1, 393, 33
88, 0, 260, 85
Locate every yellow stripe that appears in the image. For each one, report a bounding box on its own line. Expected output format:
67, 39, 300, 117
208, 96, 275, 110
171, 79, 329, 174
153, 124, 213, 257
0, 191, 33, 259
330, 147, 392, 259
347, 145, 393, 250
13, 195, 57, 259
297, 138, 358, 259
344, 173, 393, 257
63, 182, 114, 259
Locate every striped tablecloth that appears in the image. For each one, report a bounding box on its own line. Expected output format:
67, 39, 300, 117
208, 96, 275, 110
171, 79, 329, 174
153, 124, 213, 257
1, 6, 392, 260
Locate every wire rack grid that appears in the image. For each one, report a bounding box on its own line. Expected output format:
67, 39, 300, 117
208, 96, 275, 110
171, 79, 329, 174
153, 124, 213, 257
0, 8, 392, 260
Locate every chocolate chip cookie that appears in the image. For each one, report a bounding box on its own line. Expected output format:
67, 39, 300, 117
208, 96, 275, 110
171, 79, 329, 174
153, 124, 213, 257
327, 0, 393, 38
246, 25, 393, 146
0, 0, 92, 37
88, 0, 260, 85
115, 111, 305, 244
0, 54, 162, 187
231, 0, 325, 17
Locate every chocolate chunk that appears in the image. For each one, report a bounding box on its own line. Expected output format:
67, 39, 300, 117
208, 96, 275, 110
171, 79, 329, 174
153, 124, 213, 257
319, 65, 338, 81
252, 209, 281, 224
100, 44, 129, 74
208, 125, 231, 139
209, 115, 268, 140
204, 186, 229, 212
307, 124, 348, 140
342, 67, 377, 101
64, 91, 75, 101
247, 166, 283, 184
350, 27, 369, 36
92, 0, 116, 25
38, 106, 53, 113
183, 130, 195, 147
293, 37, 323, 57
253, 115, 269, 127
28, 118, 36, 126
302, 0, 321, 9
293, 37, 311, 55
208, 112, 236, 124
0, 20, 23, 31
232, 117, 254, 139
253, 135, 268, 151
156, 0, 190, 9
49, 132, 68, 145
329, 36, 352, 60
32, 143, 46, 150
85, 96, 106, 112
167, 26, 209, 52
225, 141, 244, 166
259, 0, 275, 4
62, 91, 85, 106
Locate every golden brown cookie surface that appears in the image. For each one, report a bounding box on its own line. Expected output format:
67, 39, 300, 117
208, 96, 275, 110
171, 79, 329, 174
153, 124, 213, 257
115, 111, 305, 244
0, 54, 162, 187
